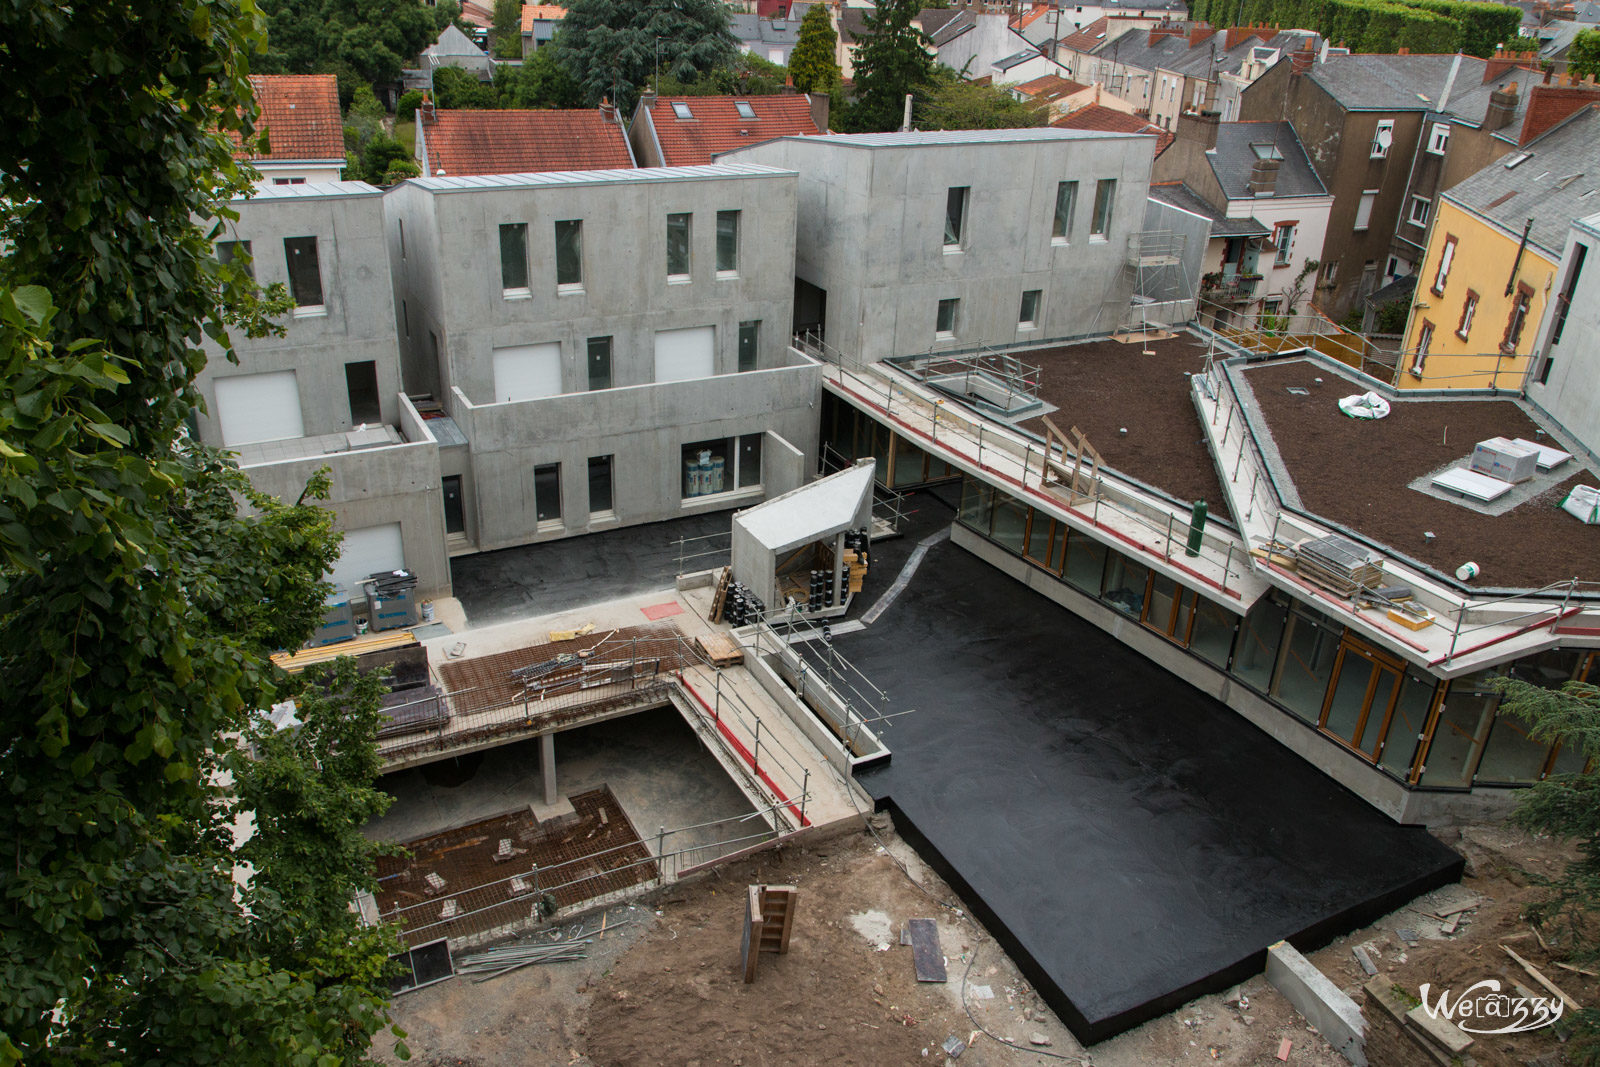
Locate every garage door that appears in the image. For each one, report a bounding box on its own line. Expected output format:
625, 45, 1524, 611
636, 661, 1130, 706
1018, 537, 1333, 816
214, 370, 304, 446
328, 522, 406, 596
654, 326, 715, 383
491, 342, 562, 403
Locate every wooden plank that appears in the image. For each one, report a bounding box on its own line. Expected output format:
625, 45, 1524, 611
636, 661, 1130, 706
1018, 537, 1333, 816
906, 918, 946, 982
1502, 945, 1583, 1013
764, 885, 796, 954
273, 630, 417, 673
741, 885, 761, 983
695, 632, 744, 667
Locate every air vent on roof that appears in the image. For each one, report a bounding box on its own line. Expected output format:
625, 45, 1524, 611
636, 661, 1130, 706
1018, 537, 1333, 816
1503, 152, 1530, 169
1555, 172, 1584, 190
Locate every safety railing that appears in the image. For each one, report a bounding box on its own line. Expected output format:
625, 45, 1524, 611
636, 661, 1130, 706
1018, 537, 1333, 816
673, 530, 733, 576
745, 612, 903, 756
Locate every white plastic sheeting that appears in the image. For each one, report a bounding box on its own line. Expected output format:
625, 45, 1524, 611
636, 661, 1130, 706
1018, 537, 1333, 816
1338, 391, 1390, 419
1561, 485, 1600, 524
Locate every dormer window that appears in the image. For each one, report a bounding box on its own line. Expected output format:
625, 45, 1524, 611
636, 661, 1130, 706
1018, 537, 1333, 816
734, 100, 756, 119
671, 101, 693, 119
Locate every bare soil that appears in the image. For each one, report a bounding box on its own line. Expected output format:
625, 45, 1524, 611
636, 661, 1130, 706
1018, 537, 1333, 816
1245, 359, 1599, 588
1017, 336, 1231, 519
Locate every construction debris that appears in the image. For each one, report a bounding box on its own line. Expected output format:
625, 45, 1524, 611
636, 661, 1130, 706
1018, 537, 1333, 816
1295, 535, 1385, 598
905, 918, 947, 983
548, 622, 596, 642
1503, 945, 1584, 1013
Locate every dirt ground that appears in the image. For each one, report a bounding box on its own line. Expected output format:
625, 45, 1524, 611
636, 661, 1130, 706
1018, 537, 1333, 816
1244, 359, 1598, 588
380, 809, 1584, 1067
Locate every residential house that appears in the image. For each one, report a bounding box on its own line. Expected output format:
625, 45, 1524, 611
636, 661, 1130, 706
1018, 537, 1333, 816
384, 164, 818, 554
1012, 73, 1125, 118
1152, 117, 1333, 323
1053, 15, 1169, 80
720, 128, 1155, 360
1399, 104, 1600, 388
1051, 100, 1171, 148
628, 93, 826, 168
415, 105, 635, 178
519, 4, 566, 57
236, 74, 345, 188
836, 7, 962, 82
731, 10, 805, 65
1238, 49, 1547, 320
421, 24, 494, 81
196, 181, 450, 598
1526, 209, 1600, 452
934, 11, 1071, 86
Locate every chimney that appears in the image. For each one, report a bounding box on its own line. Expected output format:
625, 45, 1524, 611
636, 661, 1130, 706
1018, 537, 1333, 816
1485, 81, 1519, 130
808, 90, 831, 133
1189, 26, 1216, 47
419, 92, 436, 123
1248, 156, 1281, 196
598, 97, 617, 124
1290, 43, 1314, 76
1177, 109, 1220, 149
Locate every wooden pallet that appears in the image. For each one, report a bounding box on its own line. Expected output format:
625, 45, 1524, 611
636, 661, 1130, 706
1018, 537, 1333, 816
741, 884, 797, 983
695, 632, 744, 667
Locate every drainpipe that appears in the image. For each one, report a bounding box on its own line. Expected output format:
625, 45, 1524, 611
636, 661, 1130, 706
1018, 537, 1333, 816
1506, 217, 1533, 297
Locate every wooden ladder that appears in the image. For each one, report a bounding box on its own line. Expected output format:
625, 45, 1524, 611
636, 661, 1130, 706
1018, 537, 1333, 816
709, 566, 732, 624
741, 884, 797, 983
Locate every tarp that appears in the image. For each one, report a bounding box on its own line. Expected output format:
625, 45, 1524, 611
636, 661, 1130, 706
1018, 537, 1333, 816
1338, 391, 1390, 420
1560, 485, 1600, 524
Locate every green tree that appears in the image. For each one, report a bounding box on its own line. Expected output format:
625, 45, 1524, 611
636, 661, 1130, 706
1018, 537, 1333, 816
435, 65, 503, 108
434, 0, 472, 34
1491, 675, 1600, 1063
491, 0, 524, 59
838, 0, 935, 133
397, 87, 426, 121
657, 52, 790, 97
553, 0, 736, 112
361, 135, 416, 184
502, 45, 586, 108
1572, 29, 1600, 80
789, 3, 841, 94
259, 0, 436, 90
0, 0, 403, 1060
915, 66, 1047, 130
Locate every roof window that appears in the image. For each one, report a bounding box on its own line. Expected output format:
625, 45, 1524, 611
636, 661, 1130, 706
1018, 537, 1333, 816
735, 100, 756, 119
671, 101, 693, 119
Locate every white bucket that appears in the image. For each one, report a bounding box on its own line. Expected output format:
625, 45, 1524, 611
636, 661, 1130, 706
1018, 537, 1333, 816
1455, 561, 1480, 581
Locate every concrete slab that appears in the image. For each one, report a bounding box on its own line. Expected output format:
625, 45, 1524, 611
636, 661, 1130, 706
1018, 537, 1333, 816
837, 535, 1463, 1046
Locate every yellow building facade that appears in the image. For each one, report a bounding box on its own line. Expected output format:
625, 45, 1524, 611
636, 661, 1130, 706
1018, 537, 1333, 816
1399, 197, 1557, 390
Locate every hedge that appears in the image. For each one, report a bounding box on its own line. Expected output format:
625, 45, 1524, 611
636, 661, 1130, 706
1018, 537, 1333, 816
1193, 0, 1521, 57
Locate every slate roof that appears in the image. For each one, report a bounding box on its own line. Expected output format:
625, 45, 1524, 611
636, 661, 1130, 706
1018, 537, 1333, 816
238, 74, 344, 162
730, 12, 804, 48
1091, 25, 1313, 80
1051, 103, 1174, 154
1208, 121, 1328, 199
648, 95, 822, 166
420, 110, 634, 177
995, 48, 1045, 71
1436, 63, 1545, 130
1304, 53, 1542, 114
1148, 180, 1275, 236
1444, 104, 1600, 257
426, 25, 487, 57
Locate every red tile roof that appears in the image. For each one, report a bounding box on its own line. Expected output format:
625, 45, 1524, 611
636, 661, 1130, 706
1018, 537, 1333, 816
1015, 74, 1089, 101
1518, 84, 1600, 146
520, 4, 566, 32
421, 109, 634, 176
1052, 104, 1175, 155
1014, 6, 1052, 30
460, 1, 493, 28
647, 95, 822, 166
238, 74, 344, 162
1058, 17, 1110, 53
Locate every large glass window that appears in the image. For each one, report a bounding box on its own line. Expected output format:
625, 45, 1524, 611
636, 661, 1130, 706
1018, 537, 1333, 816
499, 223, 529, 292
682, 435, 762, 498
1062, 529, 1107, 595
1188, 597, 1238, 668
1090, 179, 1116, 238
716, 210, 740, 274
944, 186, 969, 248
554, 220, 583, 288
1377, 670, 1437, 780
1023, 512, 1067, 573
1270, 607, 1339, 722
936, 298, 959, 338
534, 463, 562, 525
667, 212, 691, 278
1052, 181, 1077, 241
1101, 554, 1150, 618
587, 336, 612, 390
959, 476, 996, 530
284, 236, 324, 308
588, 455, 614, 515
1233, 594, 1287, 692
990, 495, 1028, 554
1418, 669, 1500, 788
1476, 713, 1553, 784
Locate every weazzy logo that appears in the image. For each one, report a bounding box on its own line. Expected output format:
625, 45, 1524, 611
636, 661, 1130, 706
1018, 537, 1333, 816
1418, 980, 1564, 1035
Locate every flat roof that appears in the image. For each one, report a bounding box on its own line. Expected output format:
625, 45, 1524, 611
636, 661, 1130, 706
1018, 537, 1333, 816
406, 161, 794, 193
1242, 358, 1599, 589
238, 179, 381, 201
784, 128, 1150, 149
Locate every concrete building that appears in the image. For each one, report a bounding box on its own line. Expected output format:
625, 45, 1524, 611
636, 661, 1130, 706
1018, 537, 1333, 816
197, 181, 450, 599
1527, 210, 1600, 458
933, 11, 1071, 86
236, 75, 346, 188
384, 164, 819, 555
720, 128, 1156, 360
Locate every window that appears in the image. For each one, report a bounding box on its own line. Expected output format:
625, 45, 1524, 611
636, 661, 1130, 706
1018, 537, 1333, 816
499, 223, 529, 293
272, 177, 306, 186
944, 186, 969, 249
1272, 221, 1296, 267
737, 320, 759, 372
441, 475, 465, 535
1408, 195, 1431, 227
217, 240, 253, 280
1259, 296, 1283, 327
1321, 259, 1339, 285
1457, 289, 1478, 340
1018, 289, 1041, 328
681, 435, 762, 498
1353, 190, 1377, 231
1370, 119, 1393, 159
666, 212, 691, 278
1385, 255, 1401, 279
1549, 241, 1588, 349
936, 298, 959, 339
284, 236, 324, 309
554, 220, 582, 289
716, 210, 740, 275
1501, 282, 1533, 353
1432, 235, 1457, 294
588, 455, 614, 515
671, 101, 693, 119
398, 219, 406, 260
1052, 180, 1078, 242
587, 336, 612, 390
534, 463, 562, 525
1426, 121, 1450, 155
344, 360, 381, 424
1090, 178, 1115, 238
734, 100, 756, 119
1410, 320, 1434, 377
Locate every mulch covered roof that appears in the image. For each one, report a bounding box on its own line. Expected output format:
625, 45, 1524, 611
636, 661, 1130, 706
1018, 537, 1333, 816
650, 95, 821, 166
1244, 359, 1598, 589
422, 109, 633, 177
238, 74, 343, 162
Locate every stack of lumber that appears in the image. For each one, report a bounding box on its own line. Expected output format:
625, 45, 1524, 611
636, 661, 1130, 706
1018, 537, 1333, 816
1296, 535, 1384, 597
844, 549, 869, 594
695, 632, 744, 667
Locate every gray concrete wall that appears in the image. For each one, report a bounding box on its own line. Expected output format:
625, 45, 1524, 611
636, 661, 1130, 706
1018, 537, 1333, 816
763, 430, 807, 497
384, 182, 450, 400
1142, 195, 1209, 321
722, 131, 1153, 361
198, 185, 402, 442
1526, 217, 1600, 462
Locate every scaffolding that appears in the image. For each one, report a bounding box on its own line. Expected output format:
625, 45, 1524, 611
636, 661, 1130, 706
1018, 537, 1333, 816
1122, 230, 1192, 340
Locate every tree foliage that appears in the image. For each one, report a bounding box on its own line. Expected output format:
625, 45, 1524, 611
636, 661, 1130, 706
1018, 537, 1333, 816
1573, 29, 1600, 81
657, 51, 791, 97
258, 0, 437, 90
0, 0, 402, 1060
915, 66, 1048, 130
552, 0, 737, 111
491, 0, 523, 59
838, 0, 935, 132
1189, 0, 1522, 56
1492, 676, 1600, 1064
434, 65, 502, 109
789, 3, 841, 95
500, 46, 586, 108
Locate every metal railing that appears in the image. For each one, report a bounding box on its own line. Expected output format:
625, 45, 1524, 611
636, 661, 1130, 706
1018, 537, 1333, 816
673, 530, 732, 576
745, 611, 905, 755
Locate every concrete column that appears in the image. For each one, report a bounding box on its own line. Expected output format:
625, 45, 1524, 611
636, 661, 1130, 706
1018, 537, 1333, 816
833, 531, 847, 608
540, 731, 557, 806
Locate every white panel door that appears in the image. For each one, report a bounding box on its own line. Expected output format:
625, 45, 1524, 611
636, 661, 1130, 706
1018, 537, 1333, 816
491, 342, 563, 402
654, 326, 715, 383
328, 522, 405, 596
214, 370, 304, 446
